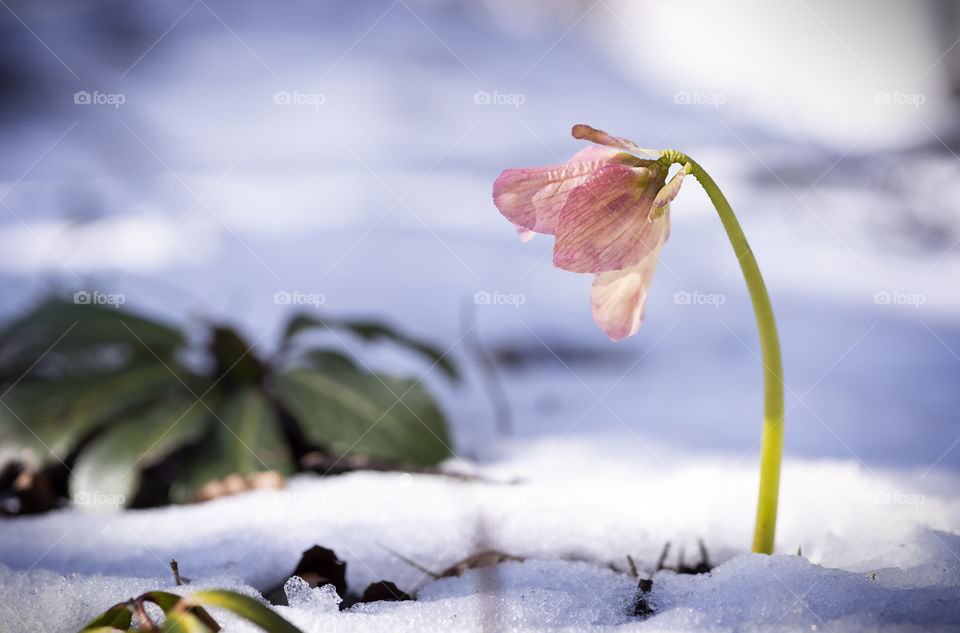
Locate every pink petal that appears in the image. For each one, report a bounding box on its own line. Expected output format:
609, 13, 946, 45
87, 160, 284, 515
590, 213, 669, 341
571, 124, 661, 159
492, 147, 630, 235
653, 164, 686, 209
552, 163, 668, 274
516, 225, 536, 242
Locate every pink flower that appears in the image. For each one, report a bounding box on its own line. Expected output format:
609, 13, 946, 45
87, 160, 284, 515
493, 125, 685, 341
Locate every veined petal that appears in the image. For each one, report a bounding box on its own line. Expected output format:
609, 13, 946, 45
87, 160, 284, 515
553, 163, 668, 274
590, 212, 669, 341
653, 164, 686, 209
492, 146, 633, 235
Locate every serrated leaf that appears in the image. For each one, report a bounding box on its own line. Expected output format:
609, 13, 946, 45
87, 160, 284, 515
190, 590, 302, 633
282, 315, 458, 382
172, 389, 292, 502
77, 603, 133, 631
71, 398, 212, 509
276, 368, 451, 466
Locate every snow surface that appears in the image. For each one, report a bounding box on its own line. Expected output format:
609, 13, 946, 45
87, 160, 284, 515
2, 437, 960, 632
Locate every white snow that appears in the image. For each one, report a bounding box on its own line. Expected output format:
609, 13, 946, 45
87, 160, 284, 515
2, 437, 959, 632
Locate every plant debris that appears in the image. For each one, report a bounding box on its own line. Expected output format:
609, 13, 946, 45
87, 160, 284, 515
360, 581, 412, 603
656, 539, 713, 574
189, 471, 285, 503
268, 544, 414, 609
441, 550, 524, 577
632, 577, 655, 617
170, 559, 191, 586
292, 546, 348, 597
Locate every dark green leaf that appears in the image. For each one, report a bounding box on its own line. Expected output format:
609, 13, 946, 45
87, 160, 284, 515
0, 365, 189, 458
190, 590, 303, 633
172, 389, 292, 502
208, 326, 265, 390
298, 349, 357, 373
277, 368, 451, 466
0, 297, 184, 379
72, 398, 212, 508
282, 315, 458, 382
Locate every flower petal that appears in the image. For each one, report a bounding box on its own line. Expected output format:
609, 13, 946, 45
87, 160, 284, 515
516, 225, 535, 242
572, 124, 662, 160
590, 212, 669, 341
492, 147, 631, 235
552, 163, 668, 274
653, 164, 686, 209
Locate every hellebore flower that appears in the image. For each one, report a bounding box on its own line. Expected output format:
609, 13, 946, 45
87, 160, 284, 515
493, 125, 685, 341
491, 124, 786, 556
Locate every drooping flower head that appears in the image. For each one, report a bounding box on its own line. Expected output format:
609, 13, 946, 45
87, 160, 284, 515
493, 125, 685, 341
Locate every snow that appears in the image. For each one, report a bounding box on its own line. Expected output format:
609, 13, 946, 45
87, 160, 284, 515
2, 437, 959, 631
1, 1, 960, 631
284, 577, 342, 615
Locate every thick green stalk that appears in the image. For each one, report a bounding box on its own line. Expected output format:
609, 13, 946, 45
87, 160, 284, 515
659, 151, 785, 554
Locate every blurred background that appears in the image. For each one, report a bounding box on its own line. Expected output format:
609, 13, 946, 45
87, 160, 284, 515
1, 0, 959, 475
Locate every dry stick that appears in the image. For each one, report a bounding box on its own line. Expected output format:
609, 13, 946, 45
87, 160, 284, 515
170, 559, 190, 585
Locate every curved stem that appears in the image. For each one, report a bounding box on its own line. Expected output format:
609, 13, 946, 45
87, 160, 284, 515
659, 150, 785, 554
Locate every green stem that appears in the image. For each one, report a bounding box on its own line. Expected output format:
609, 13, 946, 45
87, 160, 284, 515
658, 150, 784, 555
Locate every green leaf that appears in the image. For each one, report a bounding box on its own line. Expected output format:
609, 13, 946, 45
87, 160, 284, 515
0, 364, 188, 458
141, 591, 184, 612
0, 297, 184, 379
71, 398, 212, 508
277, 367, 451, 466
282, 314, 458, 382
172, 389, 292, 502
77, 603, 133, 631
190, 590, 303, 633
298, 349, 358, 373
160, 611, 212, 633
208, 326, 265, 389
